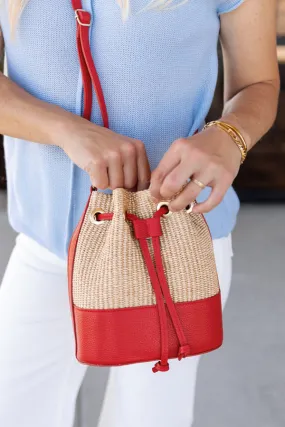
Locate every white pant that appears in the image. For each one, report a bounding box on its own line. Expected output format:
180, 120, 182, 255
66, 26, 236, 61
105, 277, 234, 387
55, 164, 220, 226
0, 233, 233, 427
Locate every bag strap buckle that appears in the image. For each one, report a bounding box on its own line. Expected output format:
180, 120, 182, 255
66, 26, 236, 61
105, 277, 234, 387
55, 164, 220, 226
75, 9, 91, 26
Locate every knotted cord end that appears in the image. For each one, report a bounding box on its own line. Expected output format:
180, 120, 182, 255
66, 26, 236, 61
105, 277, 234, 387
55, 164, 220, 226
152, 361, 170, 373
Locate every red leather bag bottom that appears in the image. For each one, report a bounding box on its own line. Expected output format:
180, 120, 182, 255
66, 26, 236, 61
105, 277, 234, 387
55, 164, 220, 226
73, 292, 223, 366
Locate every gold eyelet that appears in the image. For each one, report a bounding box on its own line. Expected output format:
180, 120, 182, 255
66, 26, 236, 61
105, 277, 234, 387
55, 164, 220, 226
185, 202, 196, 214
156, 201, 172, 218
89, 209, 105, 225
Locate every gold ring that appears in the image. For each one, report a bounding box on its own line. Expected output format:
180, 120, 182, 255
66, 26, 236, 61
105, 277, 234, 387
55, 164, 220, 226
192, 179, 206, 190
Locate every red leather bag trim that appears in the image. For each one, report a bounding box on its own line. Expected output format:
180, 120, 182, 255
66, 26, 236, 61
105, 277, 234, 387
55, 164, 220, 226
73, 292, 223, 367
68, 190, 93, 356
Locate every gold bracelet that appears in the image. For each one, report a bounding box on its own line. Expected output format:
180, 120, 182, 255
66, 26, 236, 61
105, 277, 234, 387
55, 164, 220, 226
203, 120, 248, 164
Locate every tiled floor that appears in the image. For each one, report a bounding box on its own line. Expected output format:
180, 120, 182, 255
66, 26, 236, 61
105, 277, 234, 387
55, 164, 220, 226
1, 190, 285, 427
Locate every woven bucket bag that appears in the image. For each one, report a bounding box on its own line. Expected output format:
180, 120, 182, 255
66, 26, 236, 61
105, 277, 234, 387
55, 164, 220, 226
68, 188, 223, 372
68, 1, 223, 372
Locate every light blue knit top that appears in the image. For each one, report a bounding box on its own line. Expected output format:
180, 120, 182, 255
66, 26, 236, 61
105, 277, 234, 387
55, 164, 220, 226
0, 0, 243, 259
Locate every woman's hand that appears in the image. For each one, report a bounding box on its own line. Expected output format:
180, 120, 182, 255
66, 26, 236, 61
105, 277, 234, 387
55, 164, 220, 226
56, 117, 151, 191
149, 126, 241, 214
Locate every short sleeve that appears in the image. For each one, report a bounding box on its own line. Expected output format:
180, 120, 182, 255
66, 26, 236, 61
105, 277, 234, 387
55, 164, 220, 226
217, 0, 244, 15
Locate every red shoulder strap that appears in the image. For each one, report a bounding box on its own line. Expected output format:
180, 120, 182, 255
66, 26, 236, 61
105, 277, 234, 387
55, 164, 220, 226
71, 0, 109, 127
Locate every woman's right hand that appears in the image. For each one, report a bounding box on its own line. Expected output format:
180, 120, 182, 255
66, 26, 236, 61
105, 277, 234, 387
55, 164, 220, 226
55, 116, 151, 191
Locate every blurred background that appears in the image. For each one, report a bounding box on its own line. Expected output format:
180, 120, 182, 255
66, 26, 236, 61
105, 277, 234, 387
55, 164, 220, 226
0, 4, 285, 427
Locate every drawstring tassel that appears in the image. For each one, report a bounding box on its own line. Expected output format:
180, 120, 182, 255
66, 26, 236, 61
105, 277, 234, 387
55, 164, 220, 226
178, 345, 191, 361
152, 361, 170, 373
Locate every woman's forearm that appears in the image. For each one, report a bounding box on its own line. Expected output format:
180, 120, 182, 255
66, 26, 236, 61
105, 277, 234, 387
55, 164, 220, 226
0, 72, 73, 146
151, 79, 280, 212
220, 80, 280, 151
0, 72, 151, 190
218, 0, 279, 153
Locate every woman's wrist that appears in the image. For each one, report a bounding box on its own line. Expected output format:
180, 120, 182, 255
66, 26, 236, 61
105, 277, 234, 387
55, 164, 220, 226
218, 113, 253, 151
46, 107, 88, 149
203, 118, 248, 164
200, 124, 243, 168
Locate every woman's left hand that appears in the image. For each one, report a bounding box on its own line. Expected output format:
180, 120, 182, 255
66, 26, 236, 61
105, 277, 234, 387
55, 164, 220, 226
149, 126, 242, 214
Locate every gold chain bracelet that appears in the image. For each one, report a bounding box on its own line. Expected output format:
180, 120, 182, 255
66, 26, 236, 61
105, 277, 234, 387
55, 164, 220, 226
203, 120, 248, 164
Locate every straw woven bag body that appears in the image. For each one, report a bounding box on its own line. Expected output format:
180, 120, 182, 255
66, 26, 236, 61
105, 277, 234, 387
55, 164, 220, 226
68, 1, 223, 372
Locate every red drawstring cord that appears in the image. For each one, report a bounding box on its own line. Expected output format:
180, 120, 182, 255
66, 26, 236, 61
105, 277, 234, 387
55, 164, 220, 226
71, 1, 109, 127
96, 208, 190, 372
151, 210, 191, 359
138, 238, 169, 372
152, 236, 190, 361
